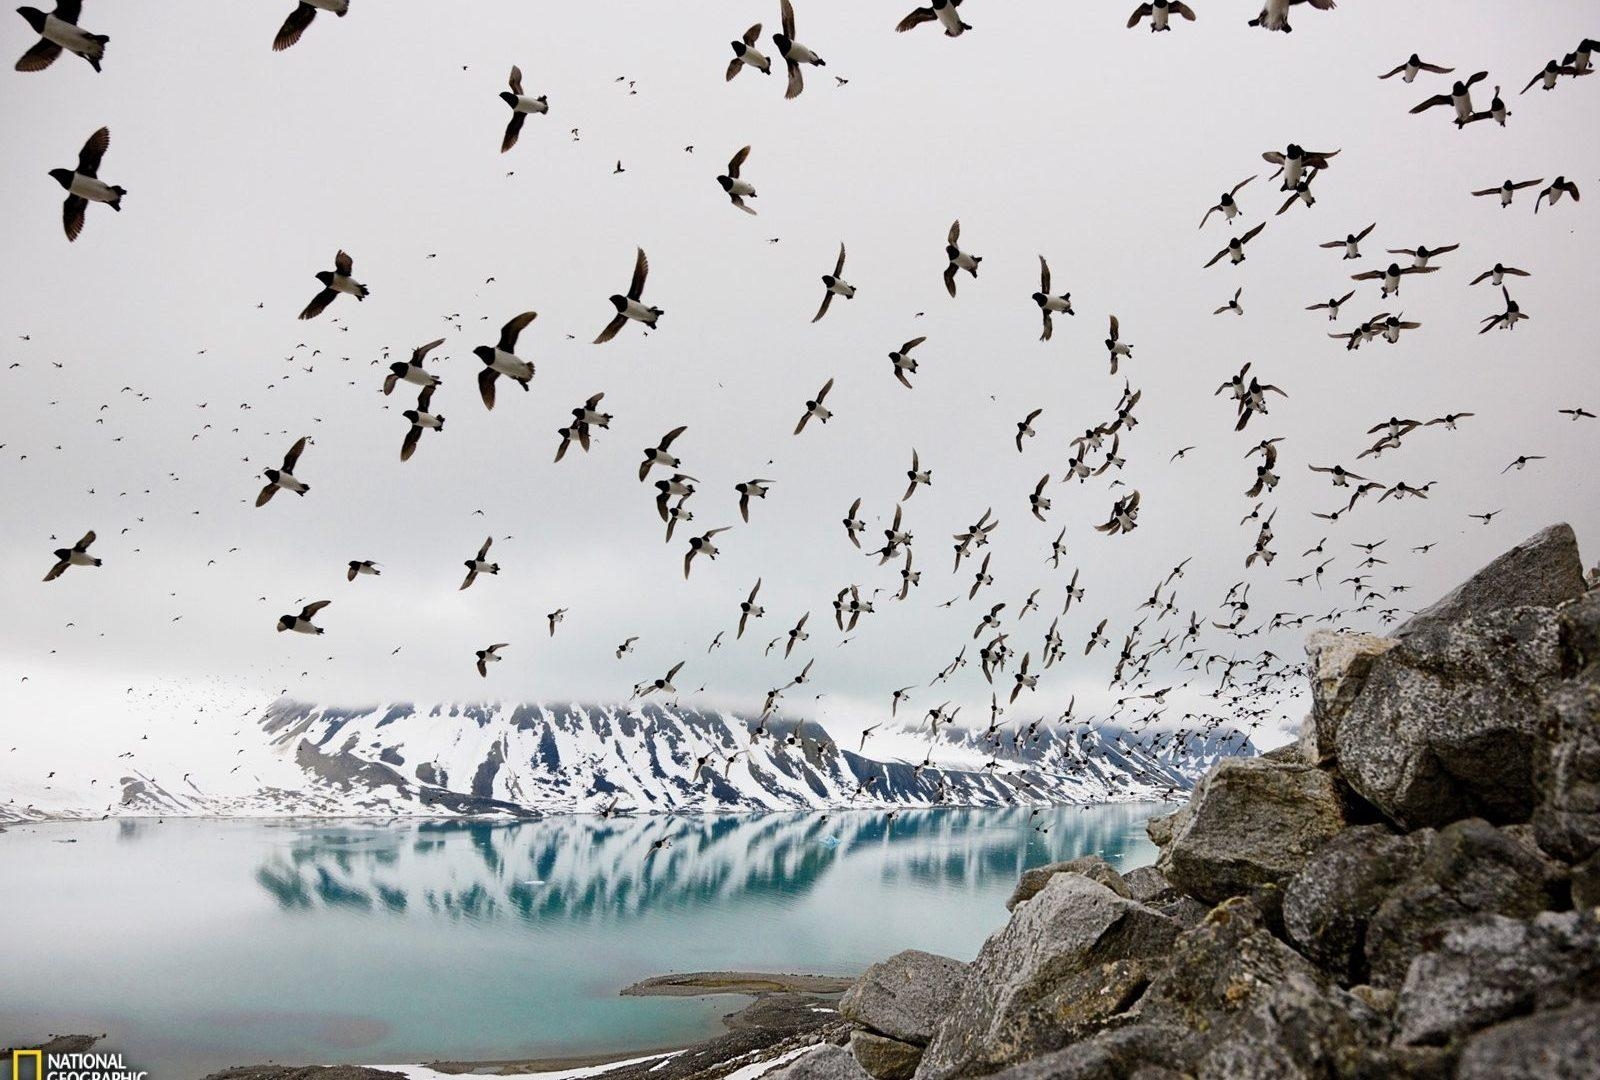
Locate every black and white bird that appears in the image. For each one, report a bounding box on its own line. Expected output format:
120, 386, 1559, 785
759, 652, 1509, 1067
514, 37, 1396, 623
1127, 1, 1196, 31
1032, 256, 1074, 339
1104, 315, 1134, 374
1198, 175, 1255, 229
399, 385, 443, 461
1213, 288, 1244, 316
273, 0, 348, 53
1387, 242, 1459, 269
1204, 222, 1266, 267
498, 65, 548, 153
640, 426, 688, 481
277, 600, 330, 635
794, 378, 835, 433
594, 248, 661, 343
903, 449, 931, 501
897, 0, 970, 37
475, 643, 508, 678
1378, 54, 1452, 82
255, 437, 310, 507
737, 580, 765, 638
774, 0, 825, 100
459, 537, 499, 590
726, 22, 771, 80
1410, 70, 1489, 125
1534, 177, 1580, 214
15, 2, 108, 72
383, 338, 444, 395
1351, 261, 1437, 299
1478, 287, 1529, 334
943, 219, 982, 297
1305, 289, 1355, 320
473, 311, 537, 408
889, 337, 925, 389
1261, 144, 1338, 189
346, 560, 379, 582
1472, 178, 1543, 208
43, 530, 99, 582
1521, 58, 1580, 94
1467, 263, 1530, 287
684, 528, 730, 578
717, 145, 758, 214
1318, 223, 1375, 259
50, 126, 123, 242
736, 479, 773, 522
1247, 0, 1336, 34
298, 250, 367, 320
811, 243, 855, 322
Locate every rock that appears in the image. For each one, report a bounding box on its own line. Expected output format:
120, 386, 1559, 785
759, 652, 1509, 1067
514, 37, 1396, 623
1302, 631, 1397, 766
849, 1031, 921, 1080
1532, 673, 1600, 865
1348, 985, 1396, 1014
1282, 824, 1431, 983
916, 874, 1180, 1080
1573, 849, 1600, 910
1145, 808, 1185, 848
1395, 909, 1600, 1045
1158, 757, 1353, 904
767, 1045, 872, 1080
1456, 1002, 1600, 1079
1151, 893, 1210, 929
840, 950, 968, 1047
1365, 818, 1567, 987
1121, 865, 1179, 905
1195, 970, 1387, 1080
980, 1024, 1204, 1080
1261, 743, 1304, 764
1334, 606, 1569, 830
1006, 855, 1129, 910
1396, 523, 1585, 647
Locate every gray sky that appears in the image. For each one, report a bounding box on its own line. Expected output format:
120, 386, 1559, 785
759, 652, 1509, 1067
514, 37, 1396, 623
2, 0, 1597, 754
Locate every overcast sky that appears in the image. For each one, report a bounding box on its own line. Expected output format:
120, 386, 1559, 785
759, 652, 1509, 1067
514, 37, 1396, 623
1, 1, 1596, 760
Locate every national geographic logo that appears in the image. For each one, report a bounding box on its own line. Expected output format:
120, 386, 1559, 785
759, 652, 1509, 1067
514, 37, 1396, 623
10, 1050, 149, 1080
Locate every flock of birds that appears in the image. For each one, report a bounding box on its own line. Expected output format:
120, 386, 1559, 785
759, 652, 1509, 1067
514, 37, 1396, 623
10, 1, 1600, 815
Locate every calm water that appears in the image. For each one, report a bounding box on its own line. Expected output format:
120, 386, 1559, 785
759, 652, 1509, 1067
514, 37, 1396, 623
0, 804, 1161, 1078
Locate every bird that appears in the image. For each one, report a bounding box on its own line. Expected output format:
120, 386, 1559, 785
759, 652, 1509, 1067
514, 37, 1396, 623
1386, 242, 1459, 269
726, 22, 771, 80
889, 337, 925, 389
1015, 408, 1043, 452
774, 0, 826, 100
298, 251, 367, 321
1305, 290, 1355, 320
43, 530, 99, 582
473, 311, 538, 408
475, 643, 508, 678
640, 426, 688, 481
383, 338, 445, 395
1478, 287, 1529, 334
684, 529, 730, 578
1319, 223, 1375, 260
717, 145, 758, 215
254, 437, 310, 507
459, 537, 499, 590
346, 560, 379, 582
1471, 178, 1543, 208
1247, 0, 1336, 34
1199, 175, 1256, 229
943, 220, 982, 297
399, 385, 443, 461
736, 479, 773, 522
1104, 315, 1133, 373
15, 2, 108, 72
737, 580, 765, 638
1378, 54, 1452, 82
811, 243, 855, 322
1032, 257, 1074, 339
1261, 144, 1338, 189
1213, 288, 1244, 316
903, 449, 931, 500
794, 378, 835, 434
1127, 1, 1196, 32
50, 126, 123, 242
897, 0, 971, 37
547, 609, 568, 636
276, 600, 330, 635
1534, 177, 1580, 214
1204, 222, 1266, 268
1521, 58, 1579, 94
498, 65, 548, 153
594, 248, 662, 343
1351, 262, 1437, 299
1558, 407, 1596, 421
1410, 71, 1489, 125
273, 0, 348, 52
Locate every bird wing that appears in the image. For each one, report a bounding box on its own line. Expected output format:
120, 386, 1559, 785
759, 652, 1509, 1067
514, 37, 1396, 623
780, 0, 796, 38
727, 144, 750, 177
627, 247, 650, 299
942, 263, 958, 297
301, 600, 331, 619
593, 313, 627, 345
62, 194, 88, 242
272, 3, 317, 52
898, 7, 938, 31
1240, 222, 1265, 244
784, 57, 804, 99
818, 376, 834, 401
333, 249, 353, 275
1126, 4, 1154, 28
501, 111, 527, 153
413, 338, 445, 362
1038, 255, 1051, 292
812, 290, 833, 322
77, 530, 96, 551
833, 242, 847, 276
282, 436, 307, 472
1410, 93, 1452, 112
77, 126, 110, 176
15, 38, 63, 72
743, 22, 762, 45
508, 65, 523, 95
400, 425, 422, 462
298, 287, 337, 321
498, 309, 537, 350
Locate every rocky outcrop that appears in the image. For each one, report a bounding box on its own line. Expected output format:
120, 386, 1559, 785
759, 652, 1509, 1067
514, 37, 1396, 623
801, 524, 1599, 1080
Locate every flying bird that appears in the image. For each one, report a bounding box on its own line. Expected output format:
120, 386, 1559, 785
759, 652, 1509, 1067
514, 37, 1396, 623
726, 22, 771, 80
594, 248, 662, 343
717, 145, 758, 214
474, 311, 538, 408
774, 0, 826, 100
50, 126, 123, 242
897, 0, 971, 37
43, 530, 99, 582
255, 437, 310, 507
298, 250, 368, 321
498, 65, 548, 152
811, 243, 855, 322
273, 0, 348, 53
15, 2, 108, 72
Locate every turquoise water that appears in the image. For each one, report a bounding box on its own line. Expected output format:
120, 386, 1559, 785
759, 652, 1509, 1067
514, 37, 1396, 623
0, 804, 1161, 1078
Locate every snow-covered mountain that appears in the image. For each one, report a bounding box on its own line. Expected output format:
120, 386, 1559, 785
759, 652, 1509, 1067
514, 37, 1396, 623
10, 698, 1255, 821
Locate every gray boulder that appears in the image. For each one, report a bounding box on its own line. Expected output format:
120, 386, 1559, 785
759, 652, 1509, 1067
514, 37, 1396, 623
981, 1024, 1204, 1080
1157, 757, 1353, 903
840, 950, 968, 1047
916, 874, 1180, 1080
1006, 855, 1129, 911
1395, 909, 1600, 1045
1121, 865, 1179, 905
1365, 818, 1567, 987
1334, 606, 1569, 830
768, 1045, 872, 1080
1395, 522, 1585, 647
1456, 1002, 1600, 1080
1196, 970, 1387, 1080
849, 1031, 922, 1080
1532, 640, 1600, 862
1301, 631, 1397, 766
1145, 807, 1185, 848
1282, 824, 1432, 983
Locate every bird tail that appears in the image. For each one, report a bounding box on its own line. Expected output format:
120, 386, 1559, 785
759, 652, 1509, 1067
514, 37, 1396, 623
109, 186, 126, 210
92, 558, 103, 567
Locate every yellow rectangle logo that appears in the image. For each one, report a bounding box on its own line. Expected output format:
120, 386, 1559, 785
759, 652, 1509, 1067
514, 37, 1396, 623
12, 1050, 42, 1080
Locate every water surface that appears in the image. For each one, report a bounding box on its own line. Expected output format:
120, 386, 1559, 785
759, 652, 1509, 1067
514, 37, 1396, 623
0, 804, 1161, 1078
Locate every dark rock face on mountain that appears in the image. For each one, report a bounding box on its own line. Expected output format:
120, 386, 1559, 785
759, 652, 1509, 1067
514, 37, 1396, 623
776, 524, 1599, 1080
